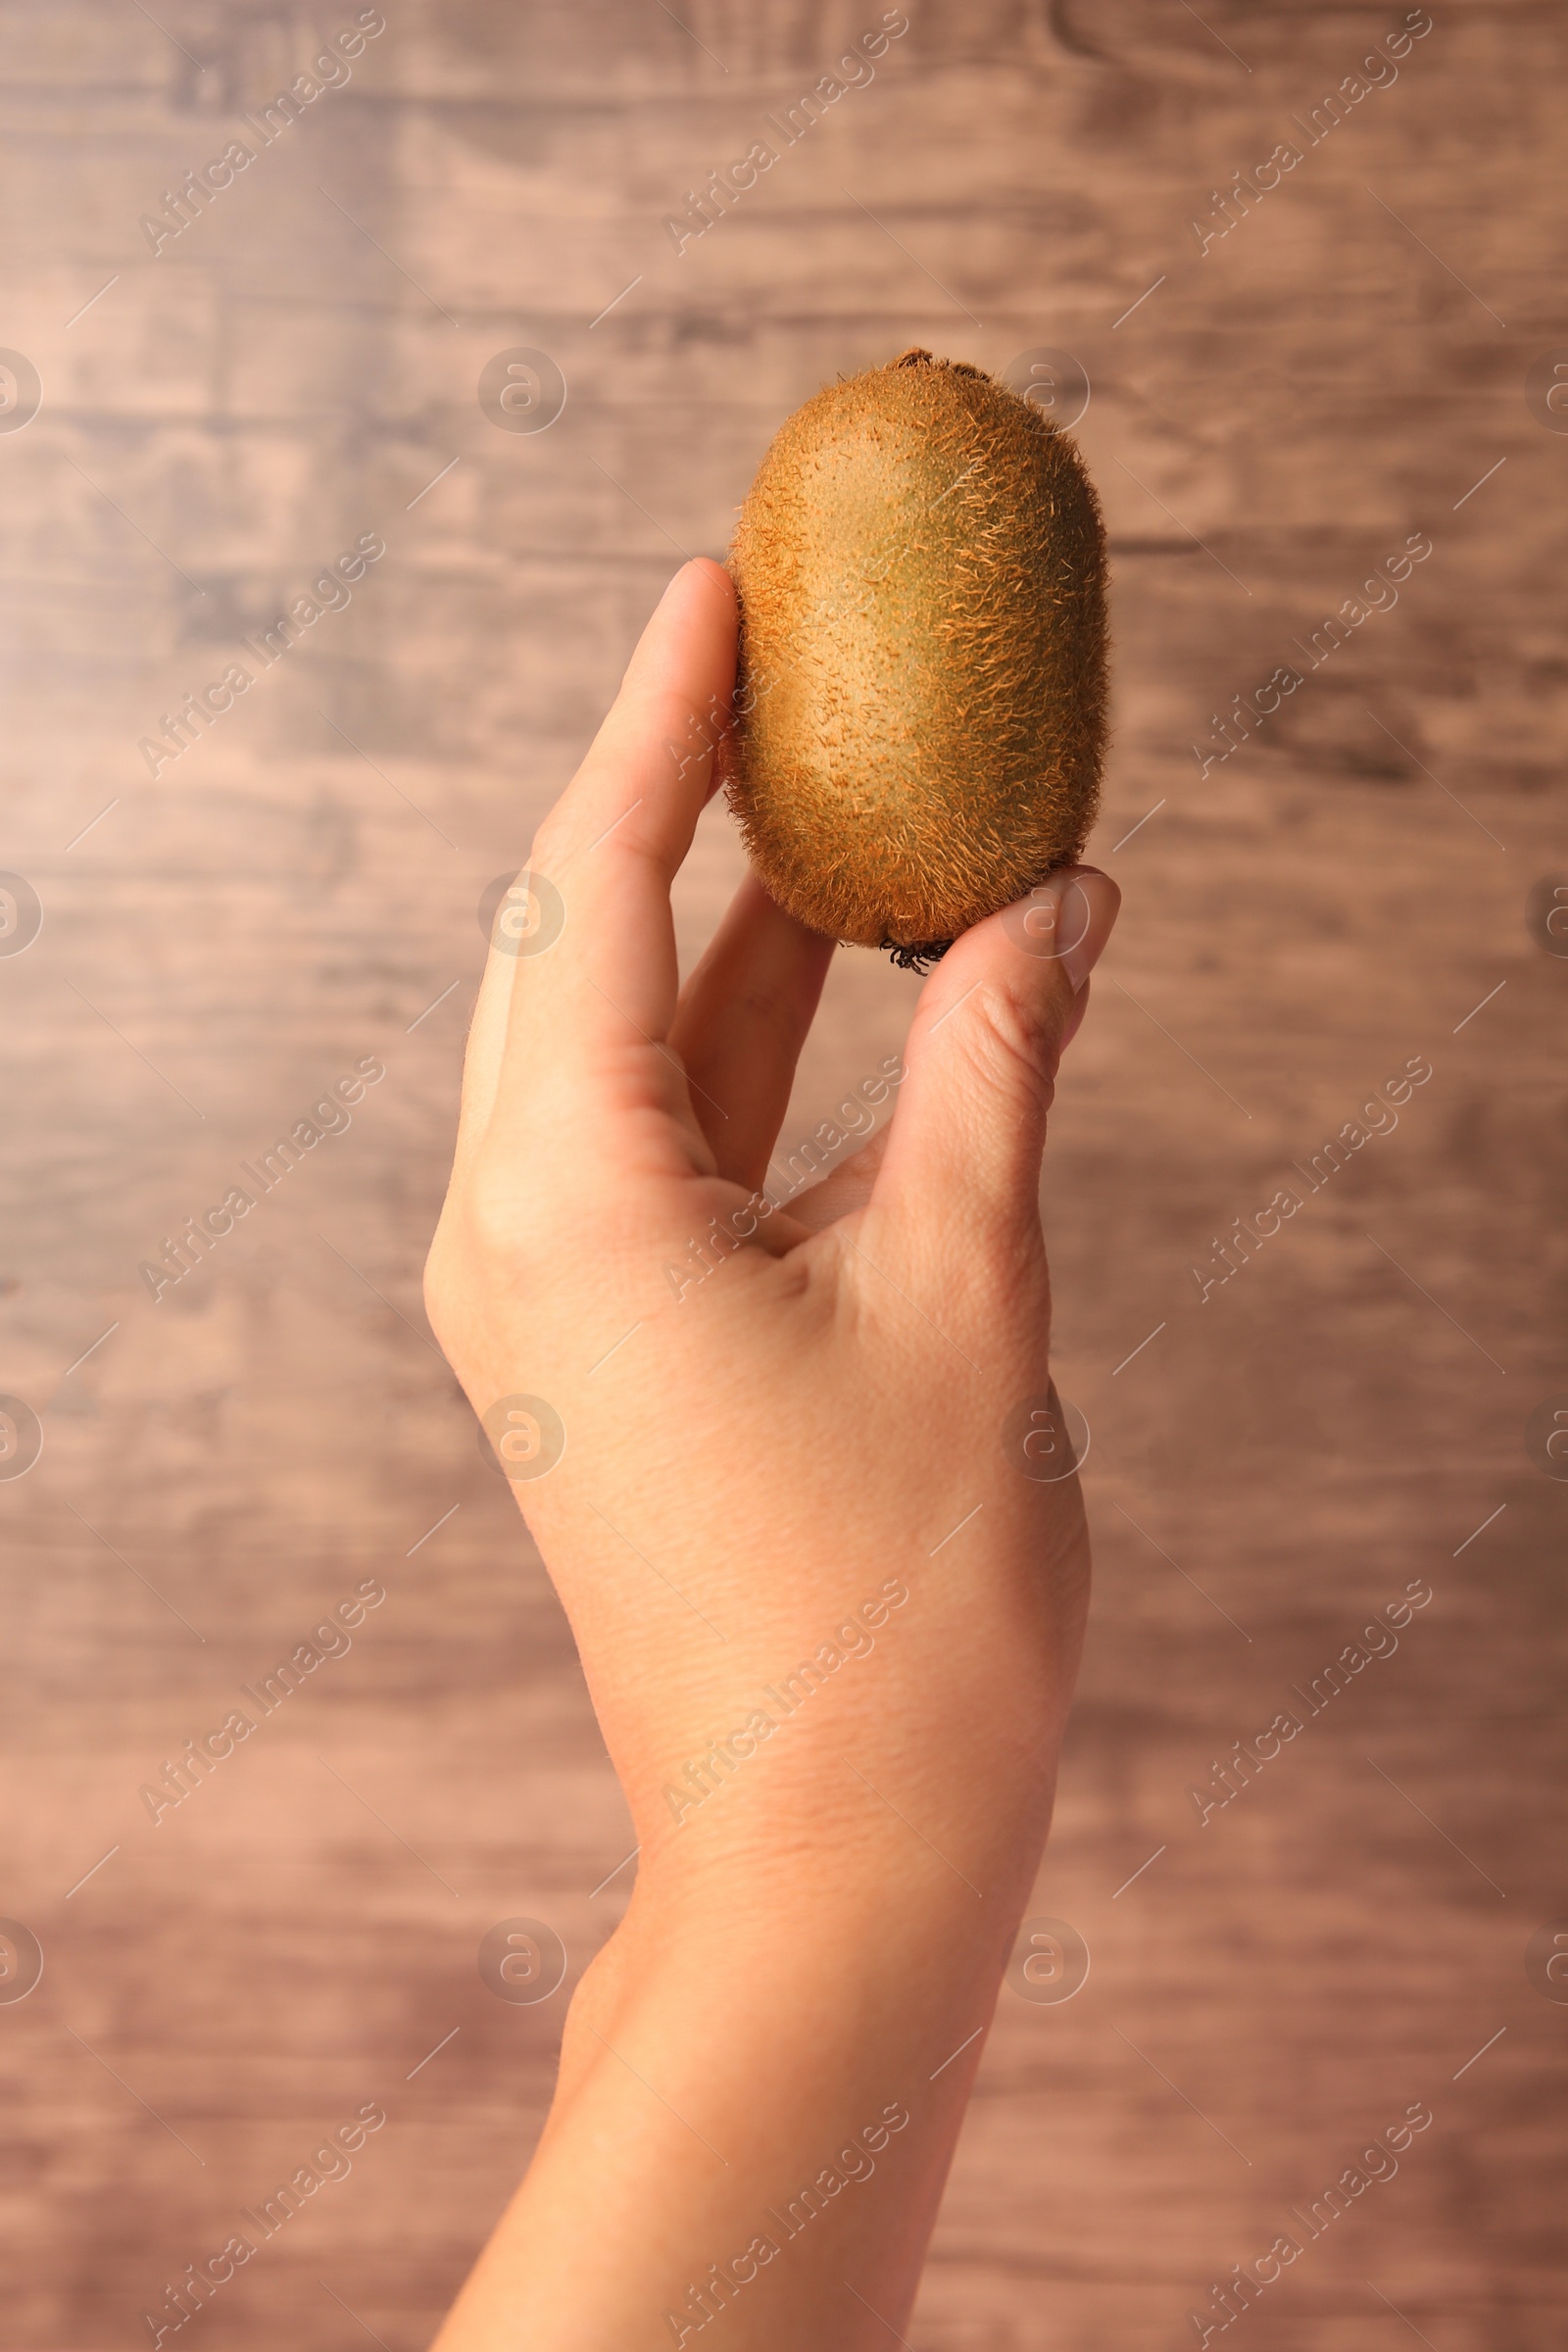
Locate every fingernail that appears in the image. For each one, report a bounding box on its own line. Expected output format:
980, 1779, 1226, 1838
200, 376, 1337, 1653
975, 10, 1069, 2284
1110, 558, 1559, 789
1001, 867, 1120, 992
1058, 870, 1119, 993
1057, 984, 1092, 1056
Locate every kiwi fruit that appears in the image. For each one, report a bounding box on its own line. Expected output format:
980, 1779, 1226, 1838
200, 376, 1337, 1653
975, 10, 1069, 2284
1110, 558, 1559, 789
720, 347, 1107, 965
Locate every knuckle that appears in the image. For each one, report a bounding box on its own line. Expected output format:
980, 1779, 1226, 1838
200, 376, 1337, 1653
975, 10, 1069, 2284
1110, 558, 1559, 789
970, 1198, 1049, 1294
421, 1227, 450, 1319
421, 1236, 459, 1356
524, 824, 561, 877
461, 1153, 544, 1278
956, 979, 1059, 1099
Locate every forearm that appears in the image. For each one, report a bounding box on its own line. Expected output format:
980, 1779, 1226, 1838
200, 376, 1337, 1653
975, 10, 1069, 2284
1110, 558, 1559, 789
432, 1813, 1057, 2350
432, 1367, 1087, 2346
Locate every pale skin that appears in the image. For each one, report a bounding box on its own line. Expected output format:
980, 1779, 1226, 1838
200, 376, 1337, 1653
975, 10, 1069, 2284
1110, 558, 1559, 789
423, 559, 1120, 2349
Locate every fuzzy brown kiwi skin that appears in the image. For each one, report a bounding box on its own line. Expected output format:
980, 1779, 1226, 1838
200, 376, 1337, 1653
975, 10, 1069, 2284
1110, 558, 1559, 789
719, 347, 1109, 954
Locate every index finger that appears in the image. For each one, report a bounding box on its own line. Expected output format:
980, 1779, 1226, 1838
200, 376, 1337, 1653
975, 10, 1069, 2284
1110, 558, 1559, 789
458, 558, 739, 1159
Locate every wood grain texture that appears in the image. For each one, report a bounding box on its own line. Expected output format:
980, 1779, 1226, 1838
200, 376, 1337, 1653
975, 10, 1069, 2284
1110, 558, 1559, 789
0, 1, 1564, 2344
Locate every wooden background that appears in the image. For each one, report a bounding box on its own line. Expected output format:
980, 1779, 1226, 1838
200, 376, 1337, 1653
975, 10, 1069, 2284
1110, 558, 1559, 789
1, 1, 1564, 2344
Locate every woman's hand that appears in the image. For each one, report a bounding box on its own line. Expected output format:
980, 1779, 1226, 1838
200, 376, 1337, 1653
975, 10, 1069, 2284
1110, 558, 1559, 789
424, 559, 1119, 2351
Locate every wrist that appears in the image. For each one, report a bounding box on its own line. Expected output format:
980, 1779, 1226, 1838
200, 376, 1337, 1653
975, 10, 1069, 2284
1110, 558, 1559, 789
568, 1769, 1057, 2082
601, 1599, 1078, 1900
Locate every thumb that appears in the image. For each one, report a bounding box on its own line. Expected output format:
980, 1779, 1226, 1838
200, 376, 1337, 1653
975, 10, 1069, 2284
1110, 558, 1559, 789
869, 867, 1120, 1256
